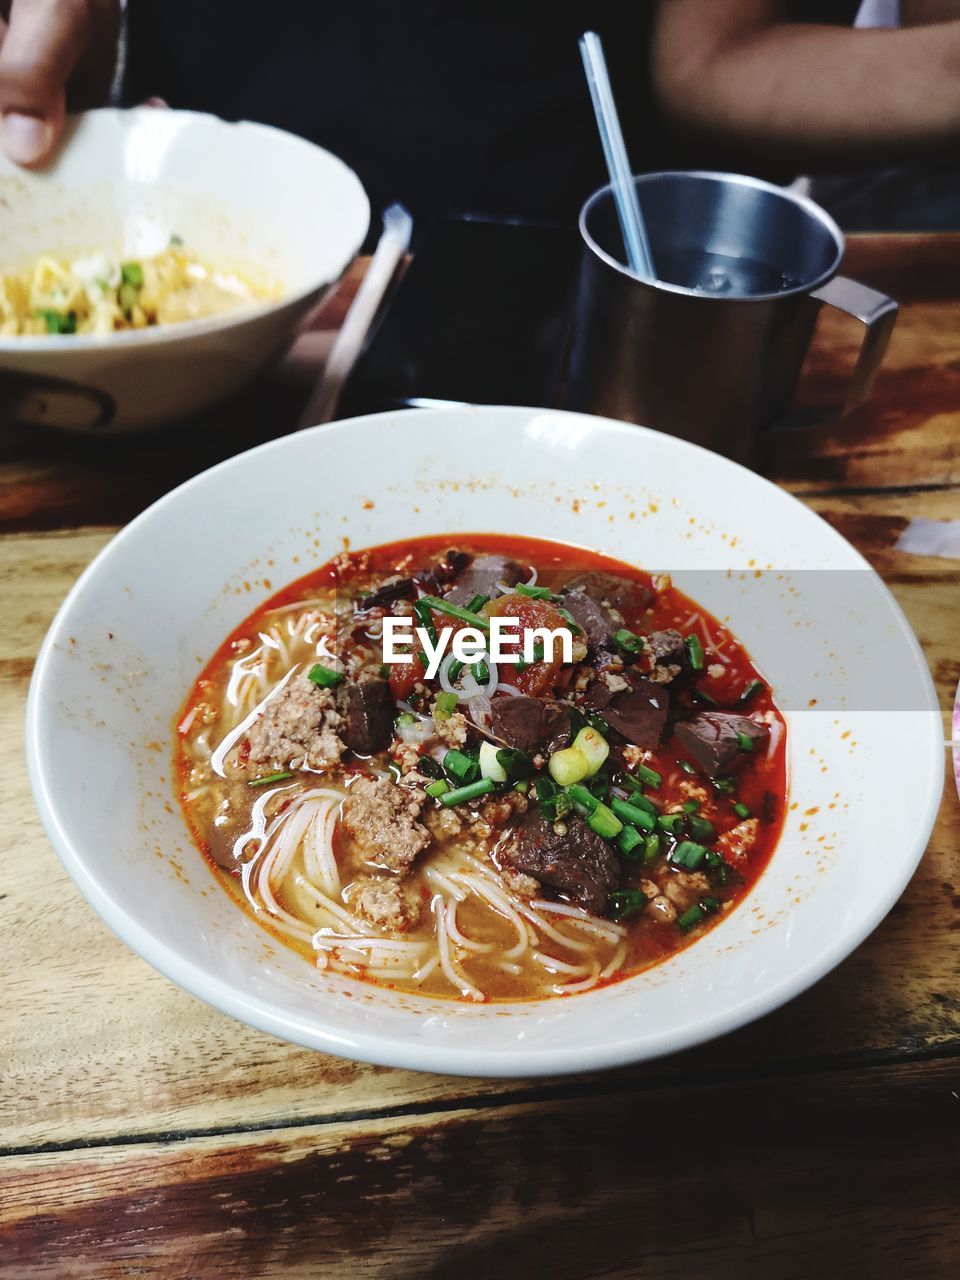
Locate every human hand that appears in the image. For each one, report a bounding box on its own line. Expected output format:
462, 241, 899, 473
0, 0, 120, 166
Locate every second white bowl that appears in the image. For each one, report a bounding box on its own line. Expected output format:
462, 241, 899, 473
0, 108, 369, 432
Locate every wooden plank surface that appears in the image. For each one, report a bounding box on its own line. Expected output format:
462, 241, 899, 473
2, 235, 959, 1277
4, 1062, 960, 1280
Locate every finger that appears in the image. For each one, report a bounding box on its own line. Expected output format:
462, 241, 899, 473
0, 0, 90, 165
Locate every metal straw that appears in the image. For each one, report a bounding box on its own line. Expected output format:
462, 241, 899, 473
579, 30, 656, 280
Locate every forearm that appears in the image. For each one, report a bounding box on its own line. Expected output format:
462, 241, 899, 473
653, 4, 960, 157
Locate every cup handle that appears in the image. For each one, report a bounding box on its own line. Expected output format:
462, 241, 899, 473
809, 276, 898, 415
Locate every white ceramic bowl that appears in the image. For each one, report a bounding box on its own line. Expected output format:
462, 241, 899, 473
0, 108, 369, 432
26, 407, 944, 1076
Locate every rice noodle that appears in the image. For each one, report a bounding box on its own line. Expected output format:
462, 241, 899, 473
411, 954, 440, 983
433, 896, 485, 1002
300, 797, 342, 898
423, 864, 469, 902
445, 900, 493, 954
764, 713, 784, 762
600, 942, 628, 979
266, 596, 336, 615
531, 951, 595, 977
225, 644, 268, 709
210, 664, 299, 778
438, 649, 498, 703
517, 900, 595, 954
196, 620, 638, 1000
551, 970, 602, 995
447, 869, 530, 960
178, 705, 200, 736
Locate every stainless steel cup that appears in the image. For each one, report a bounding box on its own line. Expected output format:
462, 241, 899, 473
565, 171, 898, 462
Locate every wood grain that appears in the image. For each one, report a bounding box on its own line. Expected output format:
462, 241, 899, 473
2, 234, 960, 1278
4, 1062, 960, 1279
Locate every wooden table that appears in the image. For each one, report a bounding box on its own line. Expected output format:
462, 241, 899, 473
2, 235, 959, 1279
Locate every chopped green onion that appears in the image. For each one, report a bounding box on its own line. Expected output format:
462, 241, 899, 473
496, 748, 533, 780
567, 705, 586, 737
516, 640, 545, 672
440, 777, 496, 806
249, 770, 293, 788
586, 771, 610, 799
685, 634, 705, 670
557, 607, 582, 634
657, 813, 686, 836
465, 593, 489, 613
619, 788, 660, 819
472, 659, 489, 683
513, 779, 529, 793
417, 755, 444, 779
670, 840, 709, 870
120, 261, 144, 288
413, 598, 438, 644
447, 659, 464, 683
679, 760, 697, 776
713, 776, 736, 794
38, 309, 77, 334
396, 712, 416, 727
118, 282, 140, 314
677, 896, 722, 932
643, 833, 661, 863
417, 650, 429, 669
308, 663, 344, 688
169, 233, 184, 247
610, 796, 656, 832
634, 763, 662, 788
618, 825, 645, 858
418, 595, 490, 631
535, 775, 558, 801
585, 712, 611, 738
736, 731, 755, 752
613, 628, 644, 653
516, 583, 552, 599
540, 792, 573, 823
425, 779, 449, 799
733, 801, 752, 820
681, 799, 701, 814
677, 904, 704, 931
434, 691, 458, 720
443, 749, 480, 784
704, 850, 730, 882
688, 814, 716, 843
573, 726, 609, 776
479, 740, 508, 782
738, 678, 764, 705
567, 783, 599, 813
549, 745, 590, 787
608, 889, 647, 921
693, 687, 718, 707
568, 785, 622, 839
378, 663, 391, 678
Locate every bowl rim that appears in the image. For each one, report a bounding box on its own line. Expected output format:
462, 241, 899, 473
0, 107, 371, 352
25, 406, 946, 1077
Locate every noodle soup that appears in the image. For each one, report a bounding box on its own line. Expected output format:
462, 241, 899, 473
177, 535, 787, 1002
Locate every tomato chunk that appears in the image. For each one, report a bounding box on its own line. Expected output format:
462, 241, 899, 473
486, 592, 570, 696
389, 652, 426, 701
